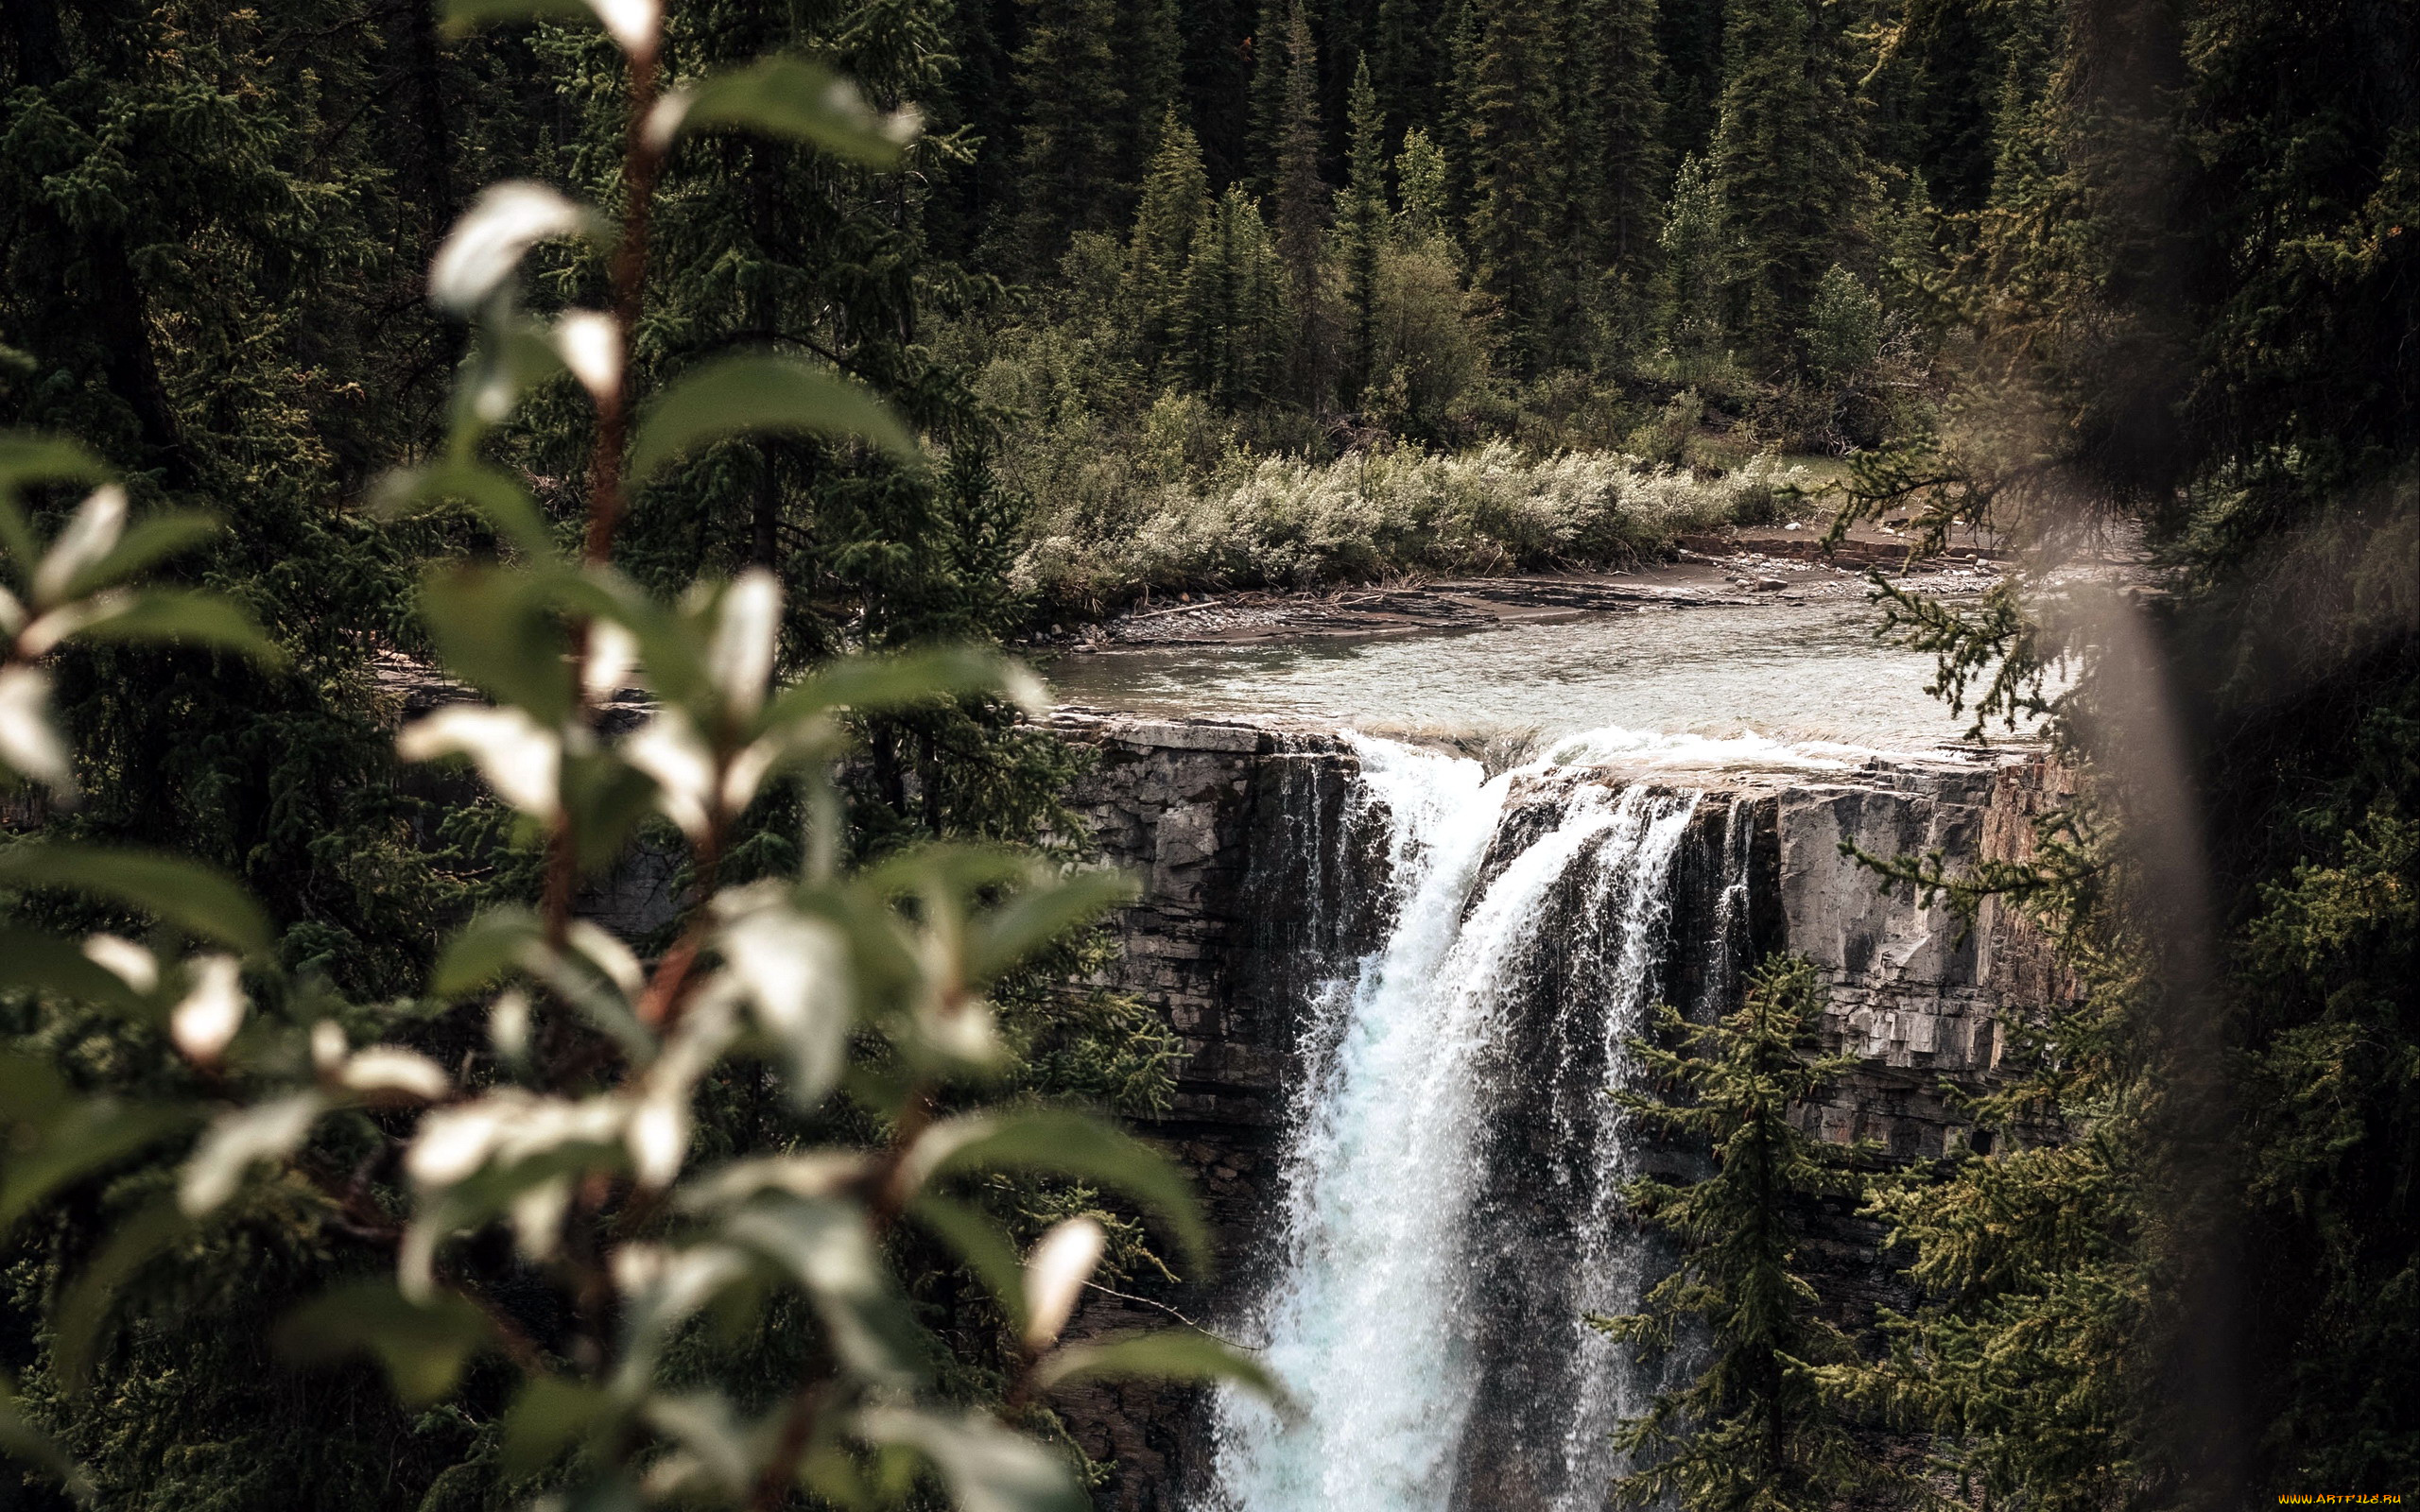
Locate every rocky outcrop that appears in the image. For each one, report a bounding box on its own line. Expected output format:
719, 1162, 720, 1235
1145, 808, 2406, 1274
1062, 715, 2068, 1160
1764, 755, 2080, 1159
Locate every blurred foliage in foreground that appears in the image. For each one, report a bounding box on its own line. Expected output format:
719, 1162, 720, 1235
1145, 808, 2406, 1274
0, 4, 1275, 1509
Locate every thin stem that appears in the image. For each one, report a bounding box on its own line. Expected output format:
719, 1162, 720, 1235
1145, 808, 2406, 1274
547, 38, 661, 946
632, 791, 728, 1029
583, 43, 661, 570
541, 823, 579, 949
750, 1380, 834, 1512
748, 1084, 936, 1506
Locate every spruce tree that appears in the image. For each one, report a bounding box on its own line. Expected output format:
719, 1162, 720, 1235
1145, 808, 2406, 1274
1457, 0, 1569, 373
1336, 54, 1391, 397
1269, 0, 1335, 405
1596, 954, 1876, 1512
1659, 152, 1725, 362
1270, 0, 1330, 292
1125, 113, 1215, 370
1563, 0, 1668, 360
1247, 0, 1293, 195
1177, 184, 1291, 408
1116, 0, 1186, 179
1394, 127, 1454, 251
1369, 0, 1452, 150
1655, 0, 1727, 163
1705, 0, 1869, 370
1008, 0, 1130, 270
1174, 0, 1259, 186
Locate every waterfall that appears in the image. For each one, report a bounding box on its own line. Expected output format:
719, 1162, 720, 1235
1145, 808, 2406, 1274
1202, 735, 1703, 1512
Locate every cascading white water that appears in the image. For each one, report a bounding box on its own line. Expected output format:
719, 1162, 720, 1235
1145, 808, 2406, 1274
1201, 734, 1703, 1512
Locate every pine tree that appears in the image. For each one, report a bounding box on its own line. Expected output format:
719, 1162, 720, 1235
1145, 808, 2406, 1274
1369, 0, 1452, 149
1457, 0, 1568, 373
1116, 0, 1185, 180
1246, 0, 1292, 195
1655, 0, 1727, 163
1173, 0, 1257, 186
1876, 170, 1942, 320
1336, 54, 1390, 396
1596, 955, 1876, 1512
1563, 0, 1668, 360
1270, 0, 1329, 292
1125, 113, 1215, 369
1177, 184, 1291, 408
1394, 127, 1454, 251
1659, 152, 1725, 361
1705, 0, 1869, 370
1009, 0, 1129, 270
1269, 0, 1335, 404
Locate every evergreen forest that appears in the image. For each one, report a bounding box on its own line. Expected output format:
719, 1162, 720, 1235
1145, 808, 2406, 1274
0, 0, 2413, 1508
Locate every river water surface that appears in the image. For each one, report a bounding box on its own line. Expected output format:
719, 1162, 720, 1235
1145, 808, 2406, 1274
1049, 598, 2028, 762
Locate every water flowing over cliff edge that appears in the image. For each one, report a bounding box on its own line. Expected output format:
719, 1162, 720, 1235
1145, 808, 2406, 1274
1046, 714, 2075, 1510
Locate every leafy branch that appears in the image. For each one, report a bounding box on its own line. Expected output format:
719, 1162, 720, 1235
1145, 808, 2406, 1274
0, 4, 1278, 1508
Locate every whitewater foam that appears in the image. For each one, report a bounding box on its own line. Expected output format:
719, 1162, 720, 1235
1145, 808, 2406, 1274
1201, 736, 1706, 1511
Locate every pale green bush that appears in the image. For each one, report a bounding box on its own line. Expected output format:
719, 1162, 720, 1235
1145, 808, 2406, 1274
1014, 442, 1812, 605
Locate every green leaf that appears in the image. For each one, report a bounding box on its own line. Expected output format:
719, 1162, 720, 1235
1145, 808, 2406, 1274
0, 434, 106, 576
670, 57, 915, 167
723, 1195, 926, 1387
373, 461, 557, 559
964, 869, 1139, 984
179, 1092, 327, 1215
0, 845, 271, 954
624, 354, 916, 488
54, 513, 219, 600
502, 1375, 615, 1479
925, 1111, 1209, 1274
860, 842, 1030, 904
640, 1392, 759, 1497
762, 645, 1041, 732
0, 436, 106, 494
608, 1245, 753, 1395
431, 907, 543, 997
54, 1195, 192, 1394
0, 1054, 70, 1125
75, 591, 285, 666
417, 564, 575, 725
0, 1099, 191, 1237
562, 752, 662, 873
277, 1280, 496, 1406
853, 1407, 1085, 1512
0, 923, 152, 1012
447, 322, 569, 452
1034, 1329, 1289, 1408
0, 1375, 93, 1503
512, 943, 656, 1063
552, 568, 712, 708
908, 1195, 1030, 1331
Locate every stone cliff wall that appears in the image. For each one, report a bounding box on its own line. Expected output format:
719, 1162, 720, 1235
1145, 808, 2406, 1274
1060, 715, 2072, 1169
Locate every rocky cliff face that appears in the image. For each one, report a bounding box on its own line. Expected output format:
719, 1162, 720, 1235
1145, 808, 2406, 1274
1045, 713, 2075, 1509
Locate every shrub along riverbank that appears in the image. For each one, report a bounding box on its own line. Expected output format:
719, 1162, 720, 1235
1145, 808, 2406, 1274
1010, 438, 1813, 612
